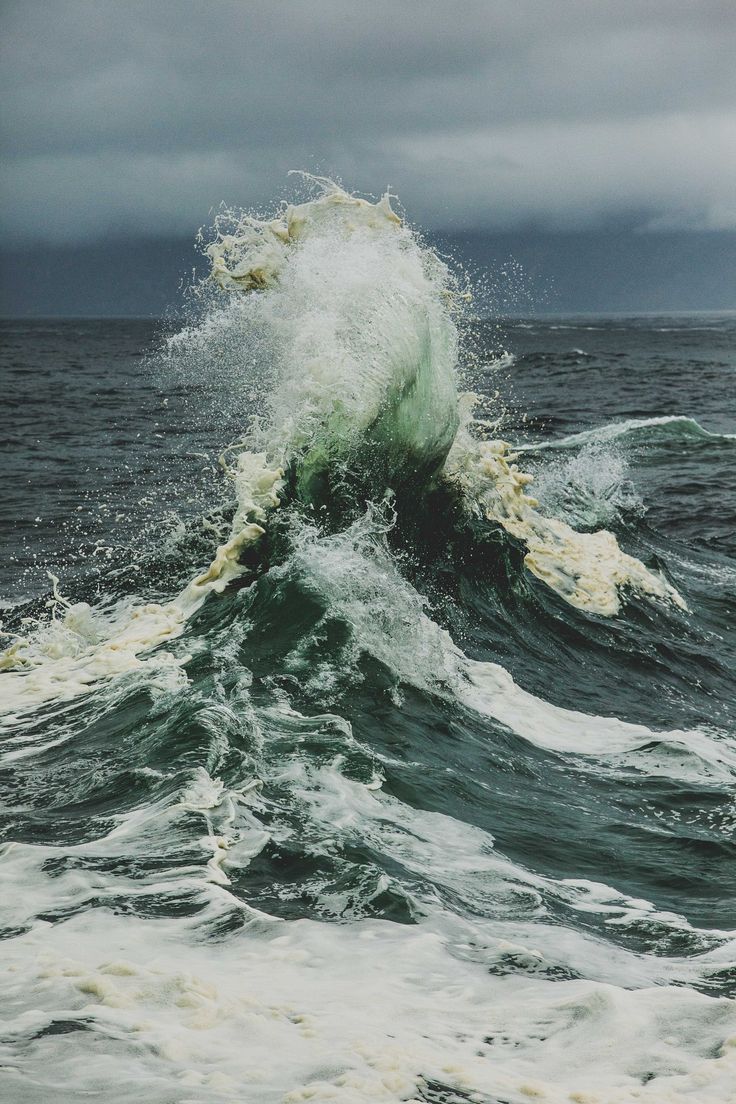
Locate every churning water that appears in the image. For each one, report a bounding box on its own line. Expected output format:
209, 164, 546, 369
1, 181, 735, 1103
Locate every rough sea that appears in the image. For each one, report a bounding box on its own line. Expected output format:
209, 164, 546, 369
1, 185, 735, 1104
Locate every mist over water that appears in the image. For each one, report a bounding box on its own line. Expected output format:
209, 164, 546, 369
1, 182, 735, 1103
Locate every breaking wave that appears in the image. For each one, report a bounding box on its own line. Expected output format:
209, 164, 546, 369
1, 178, 734, 1104
524, 414, 736, 452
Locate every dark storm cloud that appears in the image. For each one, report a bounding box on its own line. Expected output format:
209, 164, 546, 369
1, 0, 735, 242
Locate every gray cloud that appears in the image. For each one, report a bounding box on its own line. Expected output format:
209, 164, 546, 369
1, 0, 735, 242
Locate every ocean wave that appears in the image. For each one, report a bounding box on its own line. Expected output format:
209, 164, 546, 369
527, 441, 644, 529
2, 176, 734, 1104
1, 535, 733, 1099
522, 415, 736, 452
2, 181, 688, 720
278, 514, 733, 786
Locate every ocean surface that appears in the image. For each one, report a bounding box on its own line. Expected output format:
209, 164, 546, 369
1, 188, 735, 1103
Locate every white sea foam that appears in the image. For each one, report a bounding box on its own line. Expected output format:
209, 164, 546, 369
1, 551, 733, 1101
1, 696, 733, 1104
527, 441, 644, 529
280, 514, 733, 785
5, 899, 733, 1103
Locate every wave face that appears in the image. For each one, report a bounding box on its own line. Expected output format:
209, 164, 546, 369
1, 181, 735, 1104
523, 413, 736, 451
199, 181, 461, 505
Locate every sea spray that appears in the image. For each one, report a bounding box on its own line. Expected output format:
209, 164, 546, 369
1, 179, 688, 718
0, 201, 735, 1102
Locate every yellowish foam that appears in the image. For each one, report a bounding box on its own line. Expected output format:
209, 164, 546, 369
0, 180, 688, 721
0, 456, 284, 720
207, 179, 401, 293
444, 404, 687, 617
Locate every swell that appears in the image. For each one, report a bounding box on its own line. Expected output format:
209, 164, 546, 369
521, 414, 736, 452
2, 515, 734, 1102
1, 178, 735, 1104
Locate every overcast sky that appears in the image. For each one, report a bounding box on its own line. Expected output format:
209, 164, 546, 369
1, 0, 735, 245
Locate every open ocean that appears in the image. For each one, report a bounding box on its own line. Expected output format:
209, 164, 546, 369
1, 186, 735, 1103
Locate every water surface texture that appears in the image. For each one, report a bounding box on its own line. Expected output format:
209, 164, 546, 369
1, 186, 735, 1104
